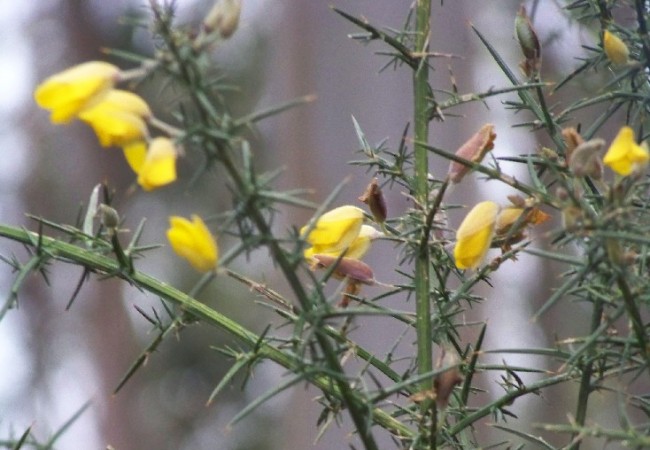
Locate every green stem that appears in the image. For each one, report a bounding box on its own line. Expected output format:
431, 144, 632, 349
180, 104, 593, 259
568, 299, 603, 450
145, 8, 382, 445
0, 224, 413, 442
413, 0, 435, 447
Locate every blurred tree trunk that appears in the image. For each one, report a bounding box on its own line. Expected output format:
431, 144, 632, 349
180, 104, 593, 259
26, 1, 142, 448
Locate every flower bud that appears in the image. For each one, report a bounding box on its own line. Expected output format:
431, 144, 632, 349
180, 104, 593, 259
562, 127, 585, 161
603, 30, 629, 66
98, 204, 120, 231
358, 178, 387, 224
448, 124, 496, 184
203, 0, 242, 38
311, 254, 375, 285
568, 138, 604, 179
515, 5, 541, 77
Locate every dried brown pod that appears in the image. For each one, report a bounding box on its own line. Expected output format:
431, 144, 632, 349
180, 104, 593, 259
358, 177, 387, 224
434, 347, 463, 408
568, 138, 605, 179
562, 127, 585, 159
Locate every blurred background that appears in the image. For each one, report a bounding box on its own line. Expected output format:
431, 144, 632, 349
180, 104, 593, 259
0, 1, 617, 449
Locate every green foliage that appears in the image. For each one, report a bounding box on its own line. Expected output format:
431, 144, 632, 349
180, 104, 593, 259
1, 1, 650, 449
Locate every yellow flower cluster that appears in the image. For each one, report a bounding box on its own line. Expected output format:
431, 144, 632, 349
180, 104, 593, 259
301, 205, 381, 304
34, 61, 210, 272
34, 61, 177, 191
453, 200, 549, 270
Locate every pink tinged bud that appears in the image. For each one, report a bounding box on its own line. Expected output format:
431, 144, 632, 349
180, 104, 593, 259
311, 254, 375, 285
448, 124, 496, 184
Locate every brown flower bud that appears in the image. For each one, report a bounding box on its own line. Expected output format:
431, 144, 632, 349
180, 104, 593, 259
515, 5, 542, 78
434, 346, 463, 408
448, 123, 496, 184
203, 0, 242, 38
506, 194, 526, 208
562, 127, 585, 159
358, 178, 387, 224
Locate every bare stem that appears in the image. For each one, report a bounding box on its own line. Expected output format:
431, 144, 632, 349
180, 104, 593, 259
413, 0, 435, 447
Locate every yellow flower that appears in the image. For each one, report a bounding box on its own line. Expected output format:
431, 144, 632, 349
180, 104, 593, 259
305, 224, 380, 261
167, 215, 218, 272
34, 61, 120, 124
453, 201, 499, 270
136, 137, 178, 191
603, 126, 649, 176
78, 90, 151, 147
122, 141, 148, 173
603, 30, 629, 66
301, 205, 365, 260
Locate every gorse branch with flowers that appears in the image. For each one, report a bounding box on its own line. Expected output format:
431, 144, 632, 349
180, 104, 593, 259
1, 1, 650, 449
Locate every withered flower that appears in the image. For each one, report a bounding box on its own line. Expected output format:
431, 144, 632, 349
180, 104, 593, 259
358, 178, 387, 224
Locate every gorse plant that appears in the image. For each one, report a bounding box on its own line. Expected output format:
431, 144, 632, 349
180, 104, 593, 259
1, 1, 649, 449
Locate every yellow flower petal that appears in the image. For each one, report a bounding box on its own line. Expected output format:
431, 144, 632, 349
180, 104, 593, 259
34, 61, 120, 124
301, 205, 365, 259
137, 137, 178, 191
454, 201, 499, 270
167, 215, 218, 272
603, 30, 629, 66
603, 126, 649, 176
122, 141, 148, 173
79, 90, 151, 147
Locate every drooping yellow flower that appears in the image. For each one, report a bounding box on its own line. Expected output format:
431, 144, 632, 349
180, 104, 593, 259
137, 137, 178, 191
603, 126, 649, 176
603, 30, 629, 66
34, 61, 120, 124
301, 205, 365, 260
453, 201, 499, 270
78, 90, 151, 147
167, 215, 218, 272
